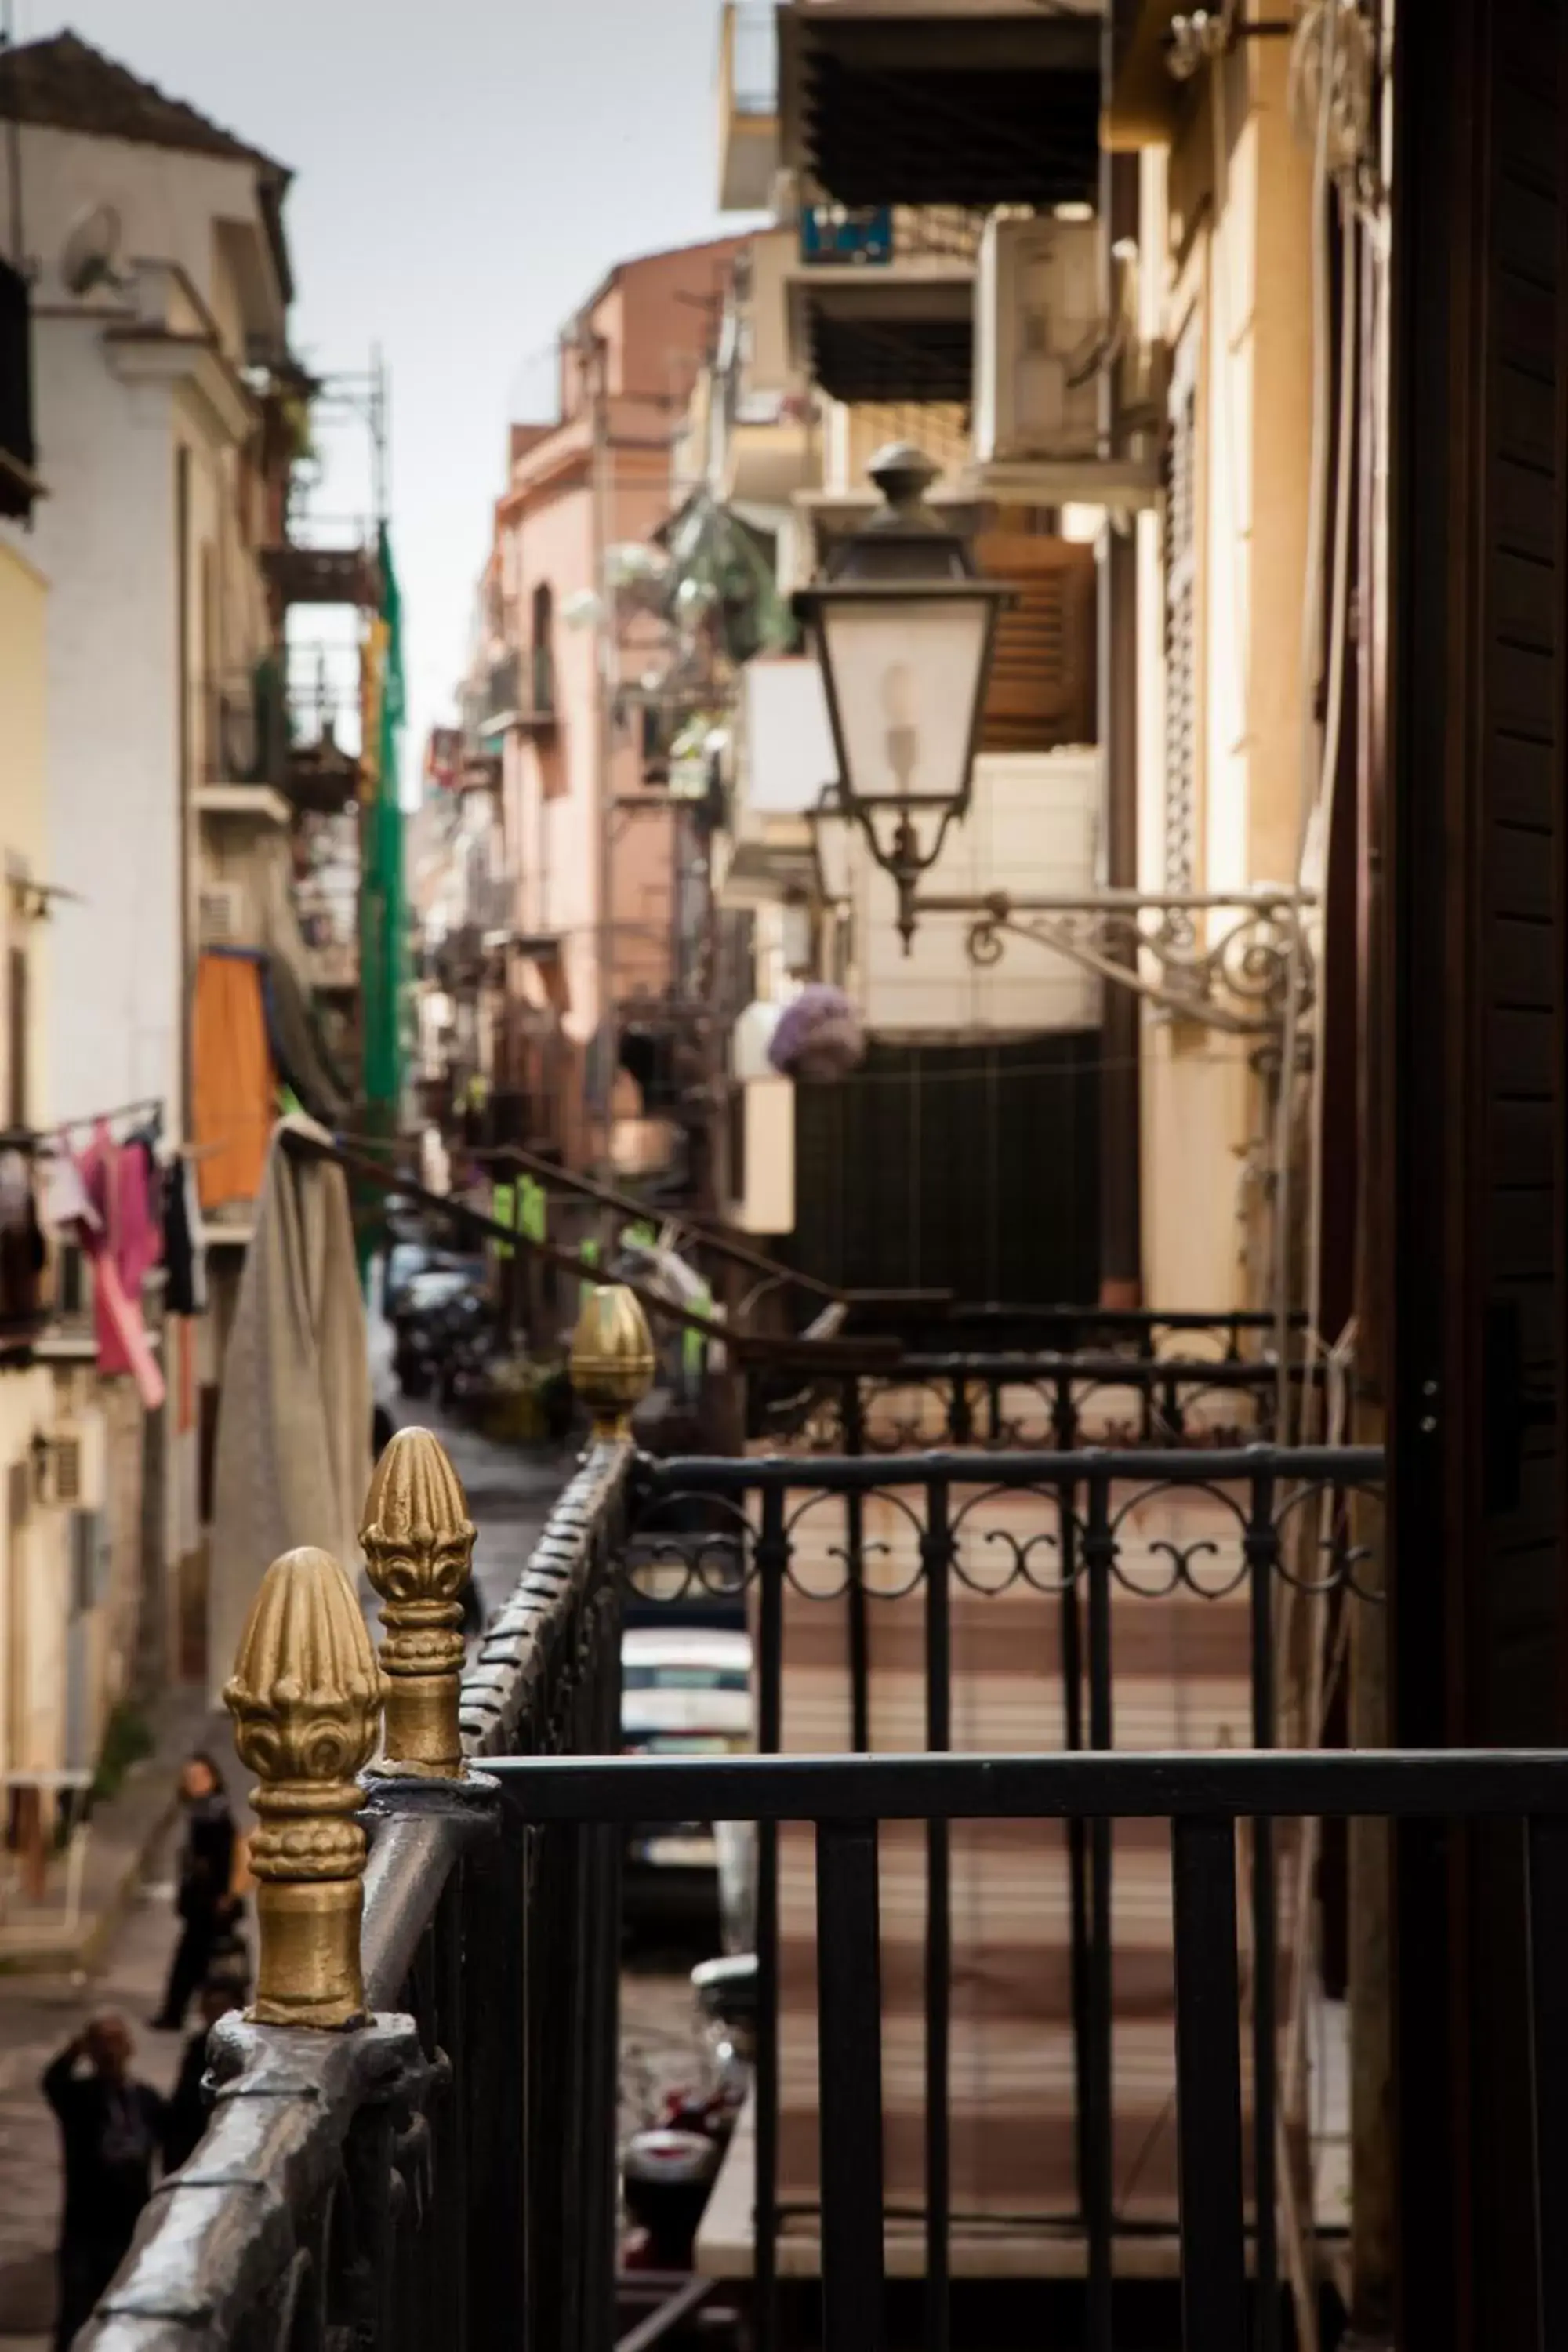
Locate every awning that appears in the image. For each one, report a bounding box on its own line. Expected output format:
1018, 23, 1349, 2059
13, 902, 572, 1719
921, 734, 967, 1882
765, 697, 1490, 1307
780, 9, 1101, 209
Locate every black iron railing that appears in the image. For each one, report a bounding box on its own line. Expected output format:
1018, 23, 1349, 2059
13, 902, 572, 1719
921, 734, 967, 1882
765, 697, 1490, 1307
82, 1433, 1385, 2352
748, 1350, 1324, 1450
626, 1443, 1383, 2352
841, 1301, 1310, 1358
79, 1439, 634, 2352
490, 1745, 1568, 2352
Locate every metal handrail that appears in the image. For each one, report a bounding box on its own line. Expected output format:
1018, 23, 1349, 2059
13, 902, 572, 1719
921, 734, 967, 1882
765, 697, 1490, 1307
79, 1308, 1391, 2352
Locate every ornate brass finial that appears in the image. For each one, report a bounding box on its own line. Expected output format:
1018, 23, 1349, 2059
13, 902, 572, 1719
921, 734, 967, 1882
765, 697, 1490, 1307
570, 1283, 657, 1441
223, 1546, 386, 2030
359, 1427, 475, 1778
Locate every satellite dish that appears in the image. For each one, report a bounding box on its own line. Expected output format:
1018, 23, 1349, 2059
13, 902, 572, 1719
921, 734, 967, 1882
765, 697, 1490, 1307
60, 203, 129, 297
561, 588, 604, 631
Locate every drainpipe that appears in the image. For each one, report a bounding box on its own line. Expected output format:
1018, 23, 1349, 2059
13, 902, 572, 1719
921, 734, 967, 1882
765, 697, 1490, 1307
579, 318, 615, 1175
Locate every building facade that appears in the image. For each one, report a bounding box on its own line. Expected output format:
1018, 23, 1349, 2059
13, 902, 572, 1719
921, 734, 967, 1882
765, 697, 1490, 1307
0, 36, 312, 1820
434, 237, 744, 1180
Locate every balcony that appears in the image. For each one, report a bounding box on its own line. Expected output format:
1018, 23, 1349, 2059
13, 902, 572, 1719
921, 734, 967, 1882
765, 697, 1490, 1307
200, 663, 362, 818
719, 1, 779, 211
787, 201, 981, 405
75, 1276, 1457, 2352
476, 645, 557, 743
197, 669, 292, 826
777, 2, 1101, 212
261, 513, 382, 610
303, 938, 359, 994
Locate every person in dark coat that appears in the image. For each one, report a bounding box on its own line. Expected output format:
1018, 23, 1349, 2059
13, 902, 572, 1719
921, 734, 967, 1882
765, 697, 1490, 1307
43, 2013, 165, 2350
150, 1753, 243, 2032
160, 1981, 240, 2176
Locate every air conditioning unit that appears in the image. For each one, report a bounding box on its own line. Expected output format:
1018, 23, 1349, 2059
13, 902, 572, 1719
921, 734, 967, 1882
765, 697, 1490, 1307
974, 215, 1102, 465
198, 881, 246, 946
726, 1076, 795, 1236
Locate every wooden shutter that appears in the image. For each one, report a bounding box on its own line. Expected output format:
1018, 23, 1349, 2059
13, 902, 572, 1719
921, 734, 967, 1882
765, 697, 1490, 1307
974, 532, 1096, 752
1389, 6, 1568, 2342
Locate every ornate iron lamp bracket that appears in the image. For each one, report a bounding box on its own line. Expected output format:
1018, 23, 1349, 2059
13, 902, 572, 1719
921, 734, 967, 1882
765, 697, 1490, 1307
912, 887, 1316, 1040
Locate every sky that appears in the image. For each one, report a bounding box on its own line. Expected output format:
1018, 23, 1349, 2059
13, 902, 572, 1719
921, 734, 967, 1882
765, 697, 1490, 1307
12, 0, 745, 775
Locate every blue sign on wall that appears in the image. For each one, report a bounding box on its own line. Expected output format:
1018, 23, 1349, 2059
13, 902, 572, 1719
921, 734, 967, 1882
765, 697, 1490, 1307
799, 205, 894, 266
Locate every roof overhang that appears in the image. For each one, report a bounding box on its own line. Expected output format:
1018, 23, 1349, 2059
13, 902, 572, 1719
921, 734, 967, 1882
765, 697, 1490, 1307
104, 326, 256, 445
795, 270, 973, 404
779, 5, 1102, 208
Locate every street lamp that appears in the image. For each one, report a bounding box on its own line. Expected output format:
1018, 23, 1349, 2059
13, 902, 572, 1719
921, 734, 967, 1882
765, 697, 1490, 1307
793, 443, 1012, 949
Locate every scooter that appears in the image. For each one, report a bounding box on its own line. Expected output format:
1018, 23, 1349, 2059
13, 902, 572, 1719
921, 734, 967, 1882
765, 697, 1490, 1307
620, 1954, 757, 2273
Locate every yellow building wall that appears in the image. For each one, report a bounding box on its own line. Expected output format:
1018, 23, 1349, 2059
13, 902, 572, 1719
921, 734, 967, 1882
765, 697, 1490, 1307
0, 541, 68, 1779
0, 538, 50, 1123
1138, 40, 1314, 1315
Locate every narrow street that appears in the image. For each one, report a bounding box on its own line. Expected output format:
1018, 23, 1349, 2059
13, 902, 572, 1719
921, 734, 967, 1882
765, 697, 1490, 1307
371, 1299, 575, 1630
0, 1838, 186, 2350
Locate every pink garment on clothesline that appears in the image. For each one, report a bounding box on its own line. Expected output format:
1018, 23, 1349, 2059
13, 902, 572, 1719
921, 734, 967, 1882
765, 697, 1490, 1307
77, 1122, 165, 1410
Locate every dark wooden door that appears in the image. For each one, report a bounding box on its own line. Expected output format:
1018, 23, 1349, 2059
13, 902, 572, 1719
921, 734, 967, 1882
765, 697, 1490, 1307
1388, 3, 1568, 2343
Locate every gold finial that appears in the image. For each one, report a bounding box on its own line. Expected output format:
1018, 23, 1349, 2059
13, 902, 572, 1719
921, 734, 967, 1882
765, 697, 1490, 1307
223, 1546, 385, 2030
359, 1426, 474, 1778
569, 1282, 657, 1441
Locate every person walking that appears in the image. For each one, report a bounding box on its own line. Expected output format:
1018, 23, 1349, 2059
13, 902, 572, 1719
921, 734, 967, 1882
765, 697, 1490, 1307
42, 2013, 165, 2350
150, 1752, 246, 2032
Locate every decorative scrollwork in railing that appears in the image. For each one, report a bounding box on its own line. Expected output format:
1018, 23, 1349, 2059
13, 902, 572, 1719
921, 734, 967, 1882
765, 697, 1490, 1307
623, 1446, 1385, 1609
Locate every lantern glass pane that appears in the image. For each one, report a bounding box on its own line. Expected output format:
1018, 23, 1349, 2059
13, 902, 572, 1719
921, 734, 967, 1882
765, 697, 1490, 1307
819, 595, 990, 808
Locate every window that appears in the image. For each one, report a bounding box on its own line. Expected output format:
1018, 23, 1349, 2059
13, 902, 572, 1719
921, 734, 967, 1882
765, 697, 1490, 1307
530, 583, 554, 715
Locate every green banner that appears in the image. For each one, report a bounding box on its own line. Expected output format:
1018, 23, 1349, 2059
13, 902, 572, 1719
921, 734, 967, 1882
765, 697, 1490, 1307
361, 521, 406, 1120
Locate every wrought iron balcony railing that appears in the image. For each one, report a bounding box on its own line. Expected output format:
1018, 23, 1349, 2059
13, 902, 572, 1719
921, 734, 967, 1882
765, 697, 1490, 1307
746, 1346, 1324, 1450
81, 1294, 1396, 2352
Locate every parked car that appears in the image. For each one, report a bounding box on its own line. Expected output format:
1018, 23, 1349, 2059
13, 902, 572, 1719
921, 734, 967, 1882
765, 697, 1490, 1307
622, 1624, 752, 1936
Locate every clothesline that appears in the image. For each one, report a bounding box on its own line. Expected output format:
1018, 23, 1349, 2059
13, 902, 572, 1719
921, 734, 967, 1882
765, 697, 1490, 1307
47, 1097, 165, 1142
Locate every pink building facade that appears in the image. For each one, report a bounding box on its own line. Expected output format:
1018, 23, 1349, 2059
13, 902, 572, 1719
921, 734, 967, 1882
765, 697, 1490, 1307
481, 236, 742, 1169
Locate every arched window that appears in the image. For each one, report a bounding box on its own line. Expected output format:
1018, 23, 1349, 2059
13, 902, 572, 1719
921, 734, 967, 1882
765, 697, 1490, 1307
530, 583, 554, 714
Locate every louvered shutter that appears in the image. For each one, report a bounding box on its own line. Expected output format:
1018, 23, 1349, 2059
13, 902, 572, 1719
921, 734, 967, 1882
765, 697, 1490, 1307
975, 532, 1096, 752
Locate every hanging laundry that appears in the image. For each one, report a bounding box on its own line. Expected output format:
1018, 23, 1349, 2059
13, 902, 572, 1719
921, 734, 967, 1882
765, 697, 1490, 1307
78, 1123, 165, 1410
162, 1157, 208, 1318
492, 1180, 517, 1262
38, 1151, 99, 1236
260, 952, 349, 1129
193, 951, 274, 1211
208, 1117, 370, 1707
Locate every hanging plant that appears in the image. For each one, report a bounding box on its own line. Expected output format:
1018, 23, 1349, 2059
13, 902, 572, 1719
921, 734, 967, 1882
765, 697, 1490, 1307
767, 985, 866, 1083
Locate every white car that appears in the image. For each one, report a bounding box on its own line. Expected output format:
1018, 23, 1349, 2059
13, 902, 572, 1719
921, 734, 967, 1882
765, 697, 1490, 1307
621, 1626, 752, 1930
